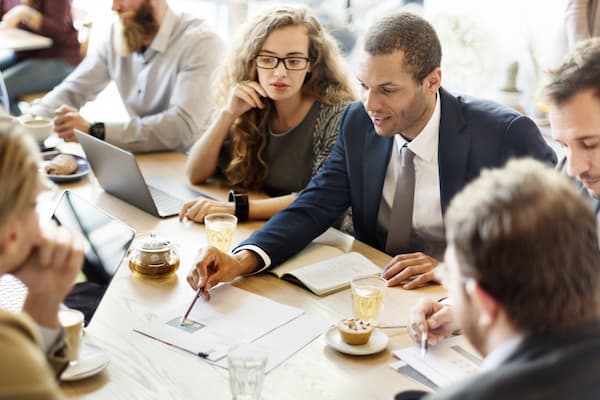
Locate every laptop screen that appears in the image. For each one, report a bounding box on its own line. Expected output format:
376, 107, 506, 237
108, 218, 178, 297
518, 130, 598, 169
53, 190, 135, 324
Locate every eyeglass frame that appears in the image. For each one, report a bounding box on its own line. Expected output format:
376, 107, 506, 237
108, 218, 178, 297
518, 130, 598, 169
254, 54, 312, 71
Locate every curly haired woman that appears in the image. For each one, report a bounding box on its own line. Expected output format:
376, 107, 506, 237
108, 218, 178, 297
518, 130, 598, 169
181, 5, 355, 224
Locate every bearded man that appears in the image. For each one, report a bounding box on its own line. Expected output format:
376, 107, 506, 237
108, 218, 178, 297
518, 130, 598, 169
30, 0, 223, 153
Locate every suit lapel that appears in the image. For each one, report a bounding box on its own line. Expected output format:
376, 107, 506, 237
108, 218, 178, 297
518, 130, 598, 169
362, 127, 394, 241
438, 88, 470, 215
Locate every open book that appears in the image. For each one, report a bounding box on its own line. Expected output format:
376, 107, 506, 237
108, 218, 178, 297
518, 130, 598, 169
269, 243, 382, 296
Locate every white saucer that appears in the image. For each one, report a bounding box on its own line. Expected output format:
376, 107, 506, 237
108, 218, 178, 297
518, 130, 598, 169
60, 342, 109, 381
325, 326, 388, 355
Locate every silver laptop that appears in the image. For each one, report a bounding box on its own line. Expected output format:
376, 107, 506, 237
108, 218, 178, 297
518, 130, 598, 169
75, 130, 213, 218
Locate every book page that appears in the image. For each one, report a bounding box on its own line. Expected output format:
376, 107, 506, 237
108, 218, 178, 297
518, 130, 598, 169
392, 335, 481, 388
270, 243, 344, 278
288, 252, 382, 296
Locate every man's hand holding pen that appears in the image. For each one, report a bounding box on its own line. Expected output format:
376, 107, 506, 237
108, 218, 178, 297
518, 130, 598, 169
186, 247, 261, 301
182, 248, 261, 325
408, 298, 457, 349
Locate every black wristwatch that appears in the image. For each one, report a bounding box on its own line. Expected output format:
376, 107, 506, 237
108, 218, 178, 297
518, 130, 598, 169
228, 190, 249, 222
89, 122, 105, 140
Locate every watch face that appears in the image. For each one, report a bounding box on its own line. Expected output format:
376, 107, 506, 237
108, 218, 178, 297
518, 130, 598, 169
90, 123, 105, 140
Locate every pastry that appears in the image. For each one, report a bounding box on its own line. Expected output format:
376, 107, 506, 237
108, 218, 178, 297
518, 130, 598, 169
45, 154, 78, 175
337, 318, 373, 345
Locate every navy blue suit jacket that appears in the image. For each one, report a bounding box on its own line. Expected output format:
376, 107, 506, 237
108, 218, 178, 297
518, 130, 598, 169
240, 88, 557, 267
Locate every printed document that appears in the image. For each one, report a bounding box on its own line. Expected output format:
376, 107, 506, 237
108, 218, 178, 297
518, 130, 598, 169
393, 335, 482, 387
134, 284, 304, 362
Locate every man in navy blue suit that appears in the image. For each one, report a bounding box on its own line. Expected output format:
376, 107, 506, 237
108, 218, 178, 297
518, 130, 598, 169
186, 12, 556, 298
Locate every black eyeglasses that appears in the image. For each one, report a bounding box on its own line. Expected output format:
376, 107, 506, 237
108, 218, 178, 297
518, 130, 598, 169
255, 55, 311, 71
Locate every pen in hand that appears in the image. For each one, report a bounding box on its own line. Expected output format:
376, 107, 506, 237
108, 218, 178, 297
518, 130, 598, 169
421, 330, 428, 357
180, 286, 204, 326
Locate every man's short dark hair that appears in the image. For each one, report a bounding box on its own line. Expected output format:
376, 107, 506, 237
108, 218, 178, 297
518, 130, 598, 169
446, 159, 600, 334
543, 37, 600, 105
363, 12, 441, 83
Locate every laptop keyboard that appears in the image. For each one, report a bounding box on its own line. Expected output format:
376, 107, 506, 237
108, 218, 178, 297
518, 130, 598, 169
148, 185, 184, 216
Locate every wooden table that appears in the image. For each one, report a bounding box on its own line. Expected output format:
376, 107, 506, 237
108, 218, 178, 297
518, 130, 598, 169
51, 147, 445, 400
0, 28, 52, 50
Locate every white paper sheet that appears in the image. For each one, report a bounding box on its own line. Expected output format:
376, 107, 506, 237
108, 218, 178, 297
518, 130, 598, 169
134, 285, 304, 361
392, 335, 482, 387
213, 313, 331, 373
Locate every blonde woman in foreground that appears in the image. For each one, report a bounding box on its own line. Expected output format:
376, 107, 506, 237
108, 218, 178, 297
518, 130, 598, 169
0, 111, 84, 398
181, 5, 356, 224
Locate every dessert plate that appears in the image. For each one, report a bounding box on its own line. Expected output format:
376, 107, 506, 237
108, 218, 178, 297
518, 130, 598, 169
325, 326, 388, 355
44, 153, 90, 183
60, 342, 109, 381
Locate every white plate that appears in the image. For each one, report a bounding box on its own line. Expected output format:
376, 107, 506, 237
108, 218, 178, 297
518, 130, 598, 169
60, 342, 109, 381
325, 326, 388, 355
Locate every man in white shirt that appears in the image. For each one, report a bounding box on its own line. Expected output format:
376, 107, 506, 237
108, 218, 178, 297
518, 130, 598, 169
185, 12, 556, 298
31, 0, 223, 153
403, 159, 600, 400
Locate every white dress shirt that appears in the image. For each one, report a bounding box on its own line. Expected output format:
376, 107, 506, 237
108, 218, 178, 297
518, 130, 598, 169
380, 93, 445, 250
32, 8, 223, 153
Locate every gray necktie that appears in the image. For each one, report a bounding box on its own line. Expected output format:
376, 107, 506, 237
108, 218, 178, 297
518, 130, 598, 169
385, 145, 415, 255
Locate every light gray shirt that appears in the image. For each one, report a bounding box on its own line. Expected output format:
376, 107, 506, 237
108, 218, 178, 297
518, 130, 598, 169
32, 8, 224, 153
264, 102, 320, 196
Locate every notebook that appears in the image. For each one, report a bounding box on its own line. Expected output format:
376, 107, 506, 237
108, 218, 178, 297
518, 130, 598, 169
74, 129, 213, 218
269, 243, 382, 296
0, 190, 135, 325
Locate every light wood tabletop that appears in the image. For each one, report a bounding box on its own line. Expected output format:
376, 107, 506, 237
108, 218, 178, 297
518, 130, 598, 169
49, 145, 445, 400
0, 28, 52, 50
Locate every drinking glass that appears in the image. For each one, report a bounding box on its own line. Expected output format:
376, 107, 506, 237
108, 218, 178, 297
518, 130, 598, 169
351, 275, 386, 323
228, 343, 268, 400
204, 213, 237, 252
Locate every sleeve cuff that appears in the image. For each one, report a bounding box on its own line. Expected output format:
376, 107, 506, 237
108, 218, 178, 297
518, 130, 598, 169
232, 245, 271, 274
103, 122, 122, 146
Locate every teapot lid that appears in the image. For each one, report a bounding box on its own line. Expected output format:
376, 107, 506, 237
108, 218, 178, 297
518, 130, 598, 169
135, 233, 173, 252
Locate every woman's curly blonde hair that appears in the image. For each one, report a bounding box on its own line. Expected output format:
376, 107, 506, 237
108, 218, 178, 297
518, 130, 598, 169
213, 5, 356, 190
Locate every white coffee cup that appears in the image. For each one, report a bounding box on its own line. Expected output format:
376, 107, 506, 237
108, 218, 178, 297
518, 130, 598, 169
58, 308, 84, 362
19, 116, 54, 144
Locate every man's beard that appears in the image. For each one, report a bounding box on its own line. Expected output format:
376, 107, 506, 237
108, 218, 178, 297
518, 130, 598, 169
459, 294, 487, 356
114, 0, 159, 56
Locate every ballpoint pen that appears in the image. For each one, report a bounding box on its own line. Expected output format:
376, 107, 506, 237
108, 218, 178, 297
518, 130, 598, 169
180, 286, 204, 326
421, 331, 428, 356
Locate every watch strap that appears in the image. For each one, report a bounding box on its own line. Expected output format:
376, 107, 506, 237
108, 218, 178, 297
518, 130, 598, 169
228, 190, 249, 222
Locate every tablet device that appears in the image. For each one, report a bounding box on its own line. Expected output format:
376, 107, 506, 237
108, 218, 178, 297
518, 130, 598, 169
54, 190, 135, 324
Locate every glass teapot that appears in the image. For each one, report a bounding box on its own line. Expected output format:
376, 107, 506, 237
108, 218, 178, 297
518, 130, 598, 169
128, 233, 180, 278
